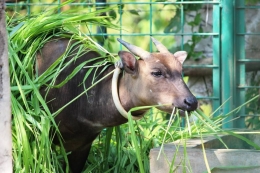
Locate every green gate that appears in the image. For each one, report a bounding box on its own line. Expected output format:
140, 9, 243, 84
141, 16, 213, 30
6, 0, 260, 129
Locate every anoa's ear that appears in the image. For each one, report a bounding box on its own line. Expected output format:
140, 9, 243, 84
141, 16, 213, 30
118, 51, 138, 75
173, 51, 187, 64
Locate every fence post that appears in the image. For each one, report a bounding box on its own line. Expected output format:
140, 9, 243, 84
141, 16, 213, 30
0, 0, 12, 172
221, 0, 235, 128
212, 1, 221, 116
234, 0, 246, 128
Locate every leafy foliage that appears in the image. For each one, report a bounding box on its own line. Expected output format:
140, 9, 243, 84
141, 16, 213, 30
245, 72, 260, 129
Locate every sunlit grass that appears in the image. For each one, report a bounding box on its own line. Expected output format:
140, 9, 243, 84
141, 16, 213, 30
85, 94, 260, 173
9, 2, 119, 172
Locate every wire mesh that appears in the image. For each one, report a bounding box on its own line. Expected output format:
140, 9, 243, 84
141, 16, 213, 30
5, 0, 260, 129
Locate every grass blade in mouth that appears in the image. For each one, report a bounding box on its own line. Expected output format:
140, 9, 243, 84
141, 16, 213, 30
157, 107, 177, 160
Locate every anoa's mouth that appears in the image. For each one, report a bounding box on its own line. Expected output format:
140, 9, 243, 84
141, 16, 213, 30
156, 103, 195, 116
158, 105, 191, 116
176, 108, 191, 117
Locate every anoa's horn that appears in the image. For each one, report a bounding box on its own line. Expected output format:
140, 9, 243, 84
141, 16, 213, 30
117, 38, 150, 59
151, 37, 169, 53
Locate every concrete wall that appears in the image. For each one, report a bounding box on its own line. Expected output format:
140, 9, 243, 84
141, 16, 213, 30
150, 134, 260, 173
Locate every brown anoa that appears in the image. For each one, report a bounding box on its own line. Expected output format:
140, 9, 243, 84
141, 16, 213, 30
37, 37, 198, 173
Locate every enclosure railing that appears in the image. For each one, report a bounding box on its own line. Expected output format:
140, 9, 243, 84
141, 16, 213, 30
5, 0, 260, 129
234, 0, 260, 128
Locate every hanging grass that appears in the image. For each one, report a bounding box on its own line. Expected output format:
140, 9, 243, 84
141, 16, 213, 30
8, 2, 119, 172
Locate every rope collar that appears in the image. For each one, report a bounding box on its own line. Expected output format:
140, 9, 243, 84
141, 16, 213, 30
112, 62, 143, 120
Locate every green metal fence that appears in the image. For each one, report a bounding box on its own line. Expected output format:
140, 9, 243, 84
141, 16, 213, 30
6, 0, 260, 129
233, 0, 260, 129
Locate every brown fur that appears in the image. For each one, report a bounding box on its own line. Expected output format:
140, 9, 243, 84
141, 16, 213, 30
37, 38, 197, 173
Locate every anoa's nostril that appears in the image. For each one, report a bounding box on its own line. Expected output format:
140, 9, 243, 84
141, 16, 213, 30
184, 96, 198, 111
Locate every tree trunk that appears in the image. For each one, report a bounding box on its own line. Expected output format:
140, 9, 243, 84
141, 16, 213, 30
0, 0, 12, 172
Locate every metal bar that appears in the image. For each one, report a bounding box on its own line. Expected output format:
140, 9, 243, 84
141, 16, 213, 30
183, 65, 218, 68
237, 86, 260, 89
236, 5, 260, 9
196, 96, 219, 100
237, 59, 260, 62
58, 0, 61, 13
234, 0, 246, 128
27, 0, 31, 15
180, 0, 185, 127
149, 0, 153, 52
5, 1, 221, 6
84, 33, 219, 36
212, 1, 221, 117
119, 0, 122, 50
237, 33, 260, 35
96, 0, 107, 46
239, 114, 260, 117
181, 0, 184, 50
221, 0, 234, 128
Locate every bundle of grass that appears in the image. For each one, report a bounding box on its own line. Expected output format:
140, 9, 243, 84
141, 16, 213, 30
8, 2, 119, 172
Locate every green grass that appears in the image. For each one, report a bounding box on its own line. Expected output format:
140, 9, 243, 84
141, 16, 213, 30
84, 94, 260, 173
9, 2, 119, 172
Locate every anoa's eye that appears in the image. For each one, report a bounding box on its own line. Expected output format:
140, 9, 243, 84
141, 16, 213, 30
151, 70, 162, 77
